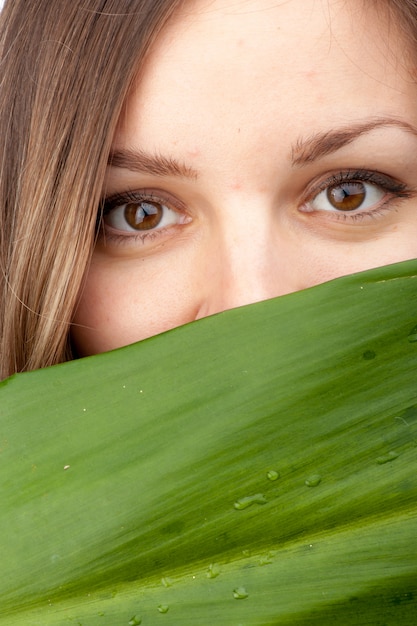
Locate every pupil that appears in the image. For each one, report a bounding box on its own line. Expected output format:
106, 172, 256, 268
125, 201, 163, 230
327, 182, 366, 211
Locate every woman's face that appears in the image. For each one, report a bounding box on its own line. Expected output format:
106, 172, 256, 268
72, 0, 417, 356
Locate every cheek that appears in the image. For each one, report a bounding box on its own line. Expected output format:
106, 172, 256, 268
303, 228, 417, 286
70, 256, 199, 357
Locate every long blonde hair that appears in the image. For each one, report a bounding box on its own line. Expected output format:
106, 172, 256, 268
0, 0, 183, 379
1, 0, 417, 380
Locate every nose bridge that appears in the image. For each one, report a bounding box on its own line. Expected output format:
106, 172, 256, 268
195, 202, 297, 319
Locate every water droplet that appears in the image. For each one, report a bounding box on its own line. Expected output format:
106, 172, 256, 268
233, 587, 249, 600
158, 605, 169, 614
128, 617, 142, 626
408, 325, 417, 343
207, 563, 221, 579
161, 577, 173, 588
363, 350, 376, 360
376, 451, 399, 465
259, 553, 273, 566
395, 416, 410, 426
234, 494, 267, 510
266, 470, 279, 481
305, 474, 321, 487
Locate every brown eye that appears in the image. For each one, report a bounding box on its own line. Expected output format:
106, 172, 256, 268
308, 178, 386, 215
327, 182, 366, 211
124, 201, 163, 230
101, 194, 190, 238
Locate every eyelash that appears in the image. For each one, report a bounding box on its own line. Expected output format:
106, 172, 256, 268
98, 190, 187, 244
97, 169, 413, 245
304, 169, 412, 221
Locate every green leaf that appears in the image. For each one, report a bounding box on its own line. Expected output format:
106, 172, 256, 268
1, 260, 417, 624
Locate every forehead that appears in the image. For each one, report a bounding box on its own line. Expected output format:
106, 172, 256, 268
113, 0, 417, 162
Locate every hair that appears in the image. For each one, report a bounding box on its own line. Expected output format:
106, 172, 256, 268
0, 0, 184, 380
0, 0, 417, 380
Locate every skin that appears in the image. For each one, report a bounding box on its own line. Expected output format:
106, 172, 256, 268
72, 0, 417, 356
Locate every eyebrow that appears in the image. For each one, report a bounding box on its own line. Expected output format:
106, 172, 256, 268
107, 147, 199, 179
291, 118, 417, 167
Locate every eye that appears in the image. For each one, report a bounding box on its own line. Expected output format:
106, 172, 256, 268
301, 169, 412, 220
310, 180, 385, 213
102, 195, 186, 234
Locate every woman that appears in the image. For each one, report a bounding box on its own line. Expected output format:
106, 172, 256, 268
1, 4, 417, 623
1, 0, 417, 379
